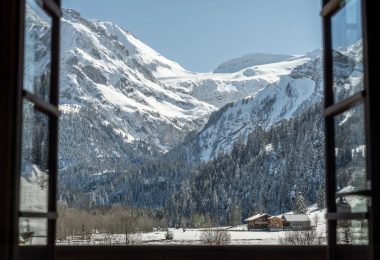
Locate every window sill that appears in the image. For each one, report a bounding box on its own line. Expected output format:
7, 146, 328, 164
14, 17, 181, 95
19, 245, 367, 260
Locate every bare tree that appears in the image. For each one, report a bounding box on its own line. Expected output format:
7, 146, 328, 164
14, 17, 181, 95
57, 204, 158, 245
200, 228, 231, 245
279, 230, 319, 245
165, 228, 174, 240
120, 209, 142, 245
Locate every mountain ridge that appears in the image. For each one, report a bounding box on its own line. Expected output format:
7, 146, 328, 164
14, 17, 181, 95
213, 53, 293, 73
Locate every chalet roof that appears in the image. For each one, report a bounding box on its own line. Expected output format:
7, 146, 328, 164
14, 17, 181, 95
244, 213, 270, 222
282, 214, 310, 222
268, 216, 282, 220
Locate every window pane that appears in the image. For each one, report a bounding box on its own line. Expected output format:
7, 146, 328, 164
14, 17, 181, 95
19, 218, 47, 245
24, 0, 52, 101
336, 195, 367, 213
334, 105, 366, 192
332, 0, 364, 103
337, 219, 368, 245
20, 100, 49, 213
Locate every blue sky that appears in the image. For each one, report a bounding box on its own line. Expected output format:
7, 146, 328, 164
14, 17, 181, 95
63, 0, 322, 72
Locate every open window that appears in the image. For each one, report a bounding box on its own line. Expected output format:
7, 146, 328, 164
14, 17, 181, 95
322, 0, 375, 259
16, 0, 61, 258
1, 0, 378, 259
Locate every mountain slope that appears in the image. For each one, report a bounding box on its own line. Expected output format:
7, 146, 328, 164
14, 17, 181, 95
168, 56, 323, 163
55, 8, 225, 183
168, 40, 361, 164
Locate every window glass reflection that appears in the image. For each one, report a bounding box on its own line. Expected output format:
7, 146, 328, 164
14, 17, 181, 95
20, 100, 49, 213
24, 0, 52, 101
19, 218, 47, 245
337, 219, 368, 245
336, 195, 367, 213
334, 105, 366, 193
332, 0, 364, 103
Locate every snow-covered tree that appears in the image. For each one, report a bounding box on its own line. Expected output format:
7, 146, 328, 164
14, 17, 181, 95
294, 192, 308, 214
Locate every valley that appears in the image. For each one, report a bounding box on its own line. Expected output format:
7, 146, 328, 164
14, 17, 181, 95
21, 6, 365, 242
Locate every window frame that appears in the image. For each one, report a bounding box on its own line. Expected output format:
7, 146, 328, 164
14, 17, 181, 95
322, 0, 377, 259
14, 0, 61, 258
0, 0, 24, 259
1, 0, 377, 259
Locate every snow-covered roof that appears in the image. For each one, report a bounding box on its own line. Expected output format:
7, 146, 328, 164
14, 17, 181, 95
244, 213, 270, 222
268, 216, 282, 220
282, 214, 310, 222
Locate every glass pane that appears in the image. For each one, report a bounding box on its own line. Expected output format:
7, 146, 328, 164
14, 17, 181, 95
19, 218, 47, 245
20, 100, 49, 213
336, 195, 367, 213
24, 0, 52, 101
334, 105, 366, 192
337, 219, 368, 245
332, 0, 364, 103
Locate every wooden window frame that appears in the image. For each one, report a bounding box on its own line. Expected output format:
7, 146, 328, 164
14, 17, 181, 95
1, 0, 378, 259
0, 0, 61, 259
322, 0, 378, 259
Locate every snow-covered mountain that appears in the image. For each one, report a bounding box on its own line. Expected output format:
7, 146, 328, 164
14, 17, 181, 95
56, 8, 316, 175
213, 53, 292, 73
59, 9, 215, 156
167, 40, 362, 164
168, 56, 323, 163
25, 5, 364, 224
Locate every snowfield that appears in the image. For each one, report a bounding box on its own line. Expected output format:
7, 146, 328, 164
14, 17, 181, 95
56, 209, 326, 246
56, 228, 286, 245
138, 227, 282, 245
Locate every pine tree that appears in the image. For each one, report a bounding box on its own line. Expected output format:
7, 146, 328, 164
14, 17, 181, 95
231, 136, 245, 161
317, 187, 326, 209
228, 204, 242, 226
294, 192, 308, 214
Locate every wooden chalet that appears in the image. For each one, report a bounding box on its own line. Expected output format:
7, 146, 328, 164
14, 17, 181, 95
244, 213, 270, 230
268, 216, 284, 231
282, 214, 311, 231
